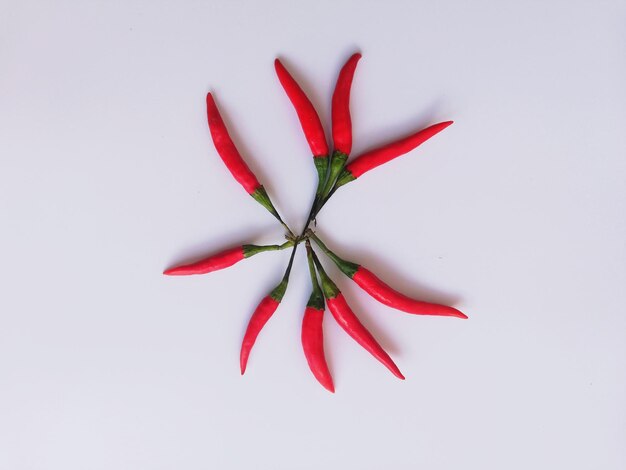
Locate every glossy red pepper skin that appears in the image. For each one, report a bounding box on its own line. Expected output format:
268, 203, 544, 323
302, 306, 334, 392
240, 246, 297, 374
163, 243, 291, 276
206, 93, 261, 194
332, 53, 361, 156
327, 294, 404, 380
164, 246, 244, 276
240, 296, 280, 374
207, 93, 286, 225
309, 233, 467, 319
312, 251, 404, 379
302, 241, 334, 392
274, 59, 329, 158
353, 267, 468, 319
336, 121, 453, 186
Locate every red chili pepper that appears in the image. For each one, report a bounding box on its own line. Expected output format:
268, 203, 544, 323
206, 93, 287, 225
302, 307, 334, 391
332, 53, 361, 156
311, 250, 404, 379
310, 233, 467, 319
168, 55, 467, 390
274, 59, 329, 158
334, 120, 454, 187
163, 242, 292, 276
318, 53, 362, 200
302, 242, 334, 392
240, 246, 297, 374
206, 93, 262, 193
352, 268, 467, 318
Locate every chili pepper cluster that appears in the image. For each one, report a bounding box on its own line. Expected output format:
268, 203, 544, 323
164, 53, 467, 392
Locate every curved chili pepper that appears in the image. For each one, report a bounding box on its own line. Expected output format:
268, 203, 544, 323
302, 307, 333, 390
240, 296, 280, 375
319, 53, 362, 200
206, 93, 287, 227
240, 245, 297, 374
274, 59, 329, 158
275, 58, 330, 201
311, 250, 404, 379
334, 120, 454, 188
206, 93, 261, 193
332, 53, 361, 156
353, 268, 467, 318
310, 233, 467, 319
163, 242, 292, 276
302, 242, 334, 392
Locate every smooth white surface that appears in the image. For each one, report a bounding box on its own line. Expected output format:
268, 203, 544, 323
1, 1, 625, 468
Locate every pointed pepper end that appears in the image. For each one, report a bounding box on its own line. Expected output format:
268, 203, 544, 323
163, 266, 191, 276
240, 352, 248, 375
391, 366, 406, 380
449, 307, 468, 319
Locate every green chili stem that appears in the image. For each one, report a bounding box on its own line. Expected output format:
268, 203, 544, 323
305, 241, 323, 298
283, 243, 298, 280
310, 249, 340, 299
279, 240, 294, 250
270, 243, 298, 301
307, 232, 360, 278
305, 241, 325, 309
280, 220, 295, 237
297, 152, 345, 238
320, 151, 348, 200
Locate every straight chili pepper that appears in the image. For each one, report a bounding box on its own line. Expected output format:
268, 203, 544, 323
302, 241, 334, 392
240, 245, 297, 375
311, 250, 404, 379
334, 120, 454, 188
163, 242, 292, 276
206, 93, 290, 232
274, 59, 330, 200
309, 232, 467, 319
320, 53, 362, 201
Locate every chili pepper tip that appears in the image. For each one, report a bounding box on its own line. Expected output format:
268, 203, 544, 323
163, 266, 190, 276
450, 308, 468, 319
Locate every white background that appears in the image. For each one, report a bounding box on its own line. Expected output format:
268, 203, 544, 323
1, 1, 625, 469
